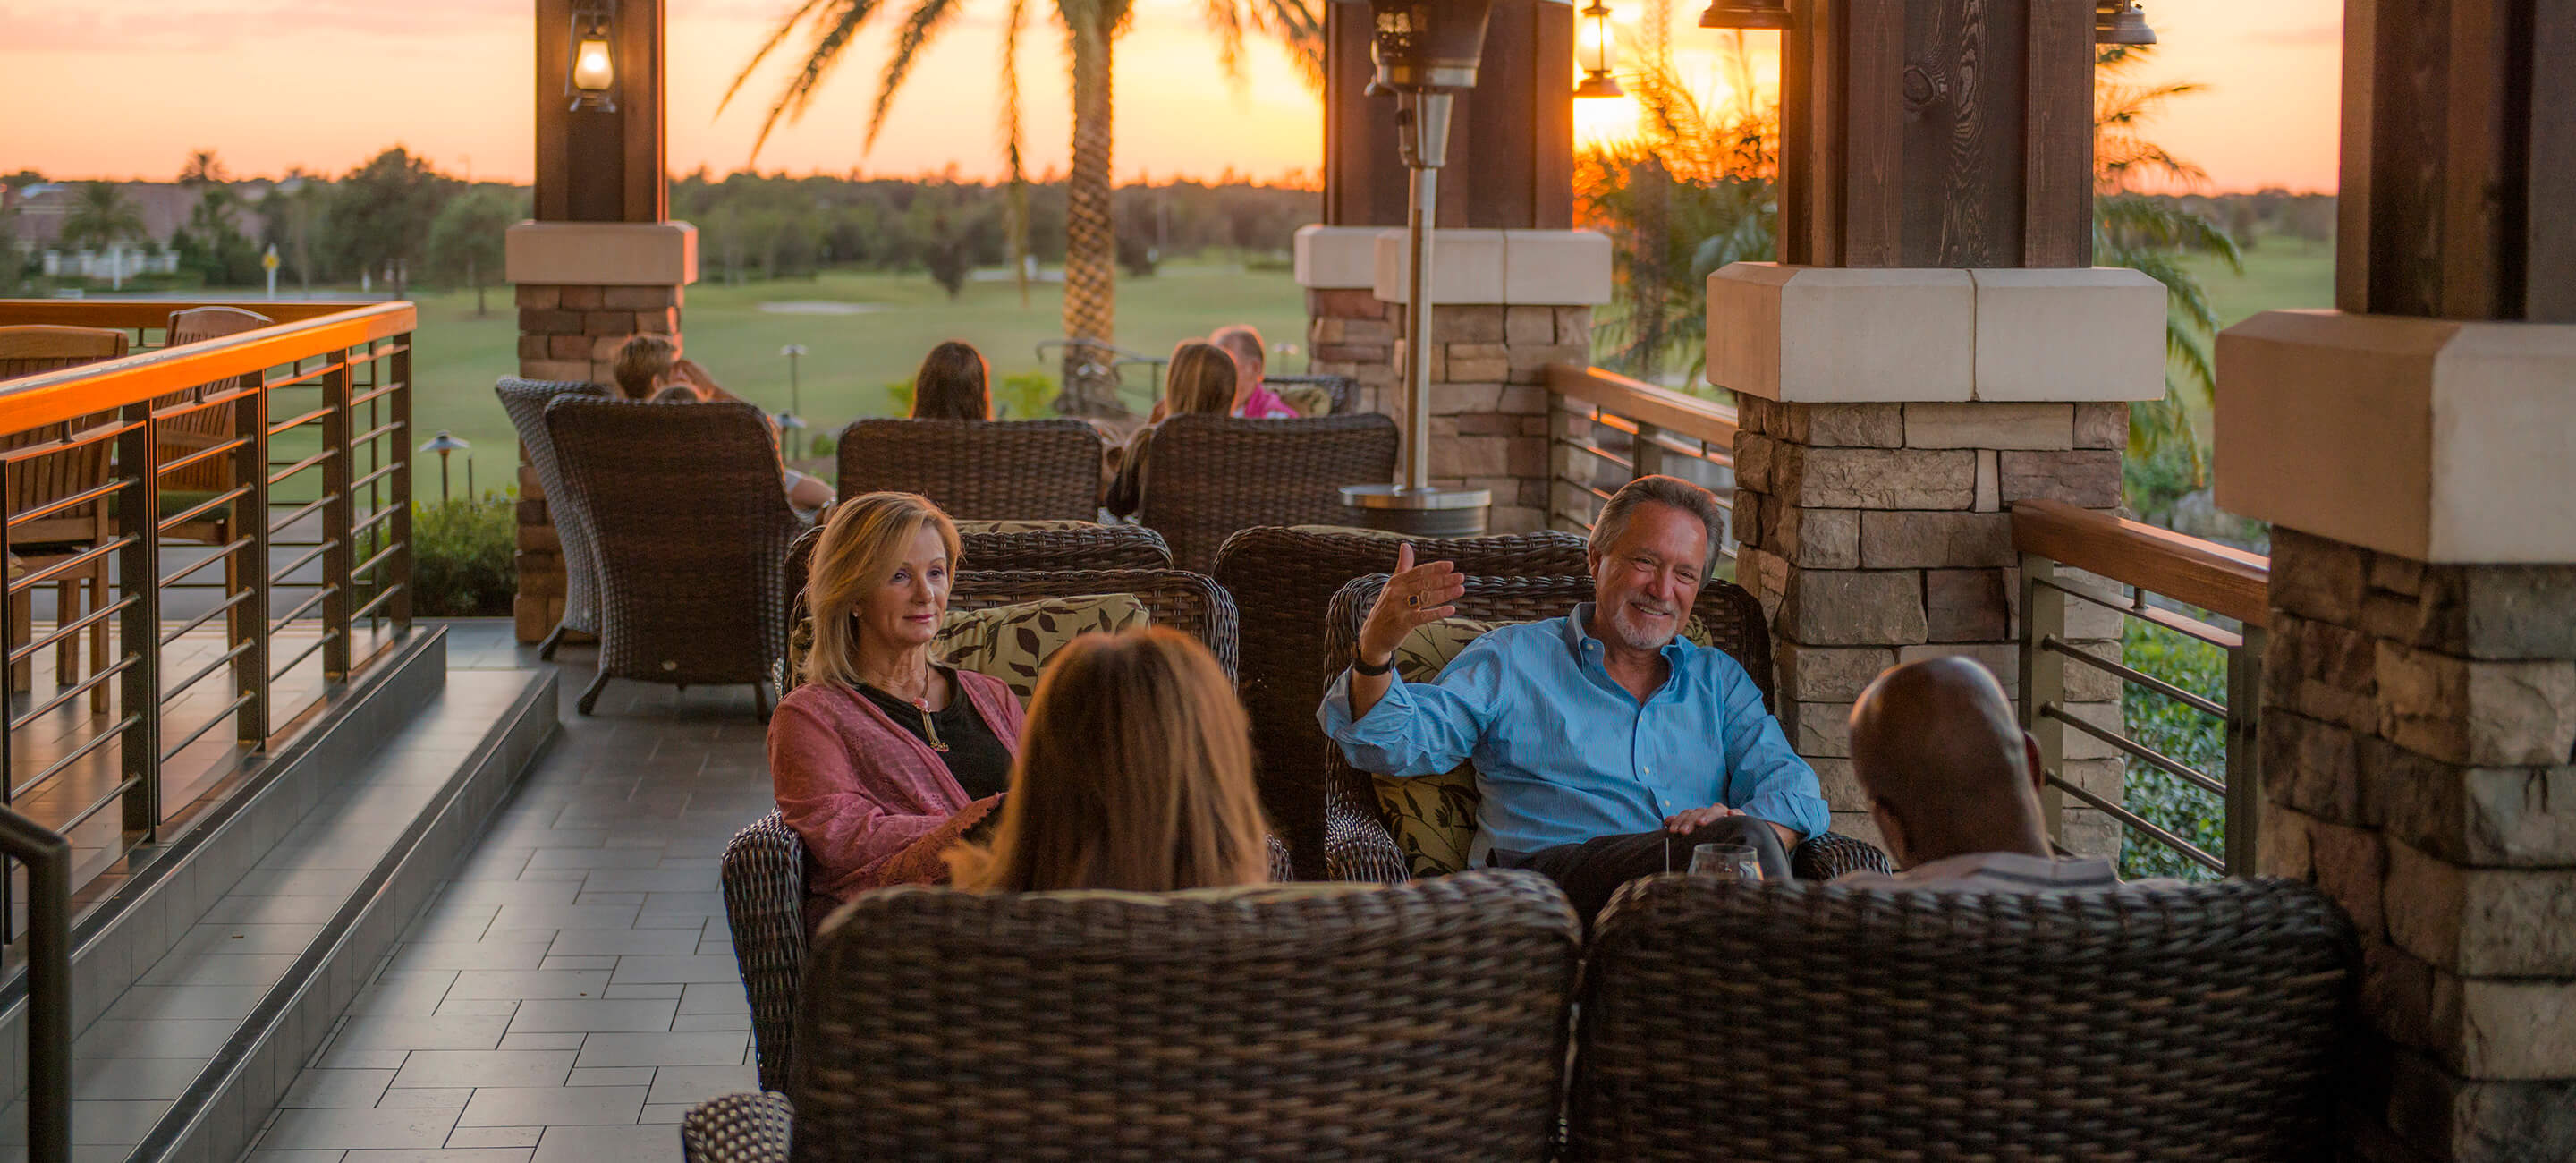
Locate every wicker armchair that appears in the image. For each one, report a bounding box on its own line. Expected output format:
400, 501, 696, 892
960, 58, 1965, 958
1132, 412, 1399, 572
1567, 876, 2357, 1162
1213, 526, 1590, 879
496, 377, 608, 658
546, 397, 802, 717
834, 418, 1106, 519
1322, 573, 1890, 883
688, 869, 1580, 1163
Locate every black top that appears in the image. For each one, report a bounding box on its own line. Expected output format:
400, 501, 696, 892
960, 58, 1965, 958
857, 666, 1015, 801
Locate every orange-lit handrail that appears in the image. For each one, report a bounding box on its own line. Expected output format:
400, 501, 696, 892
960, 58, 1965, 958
0, 301, 414, 432
1545, 361, 1741, 449
2010, 498, 2270, 624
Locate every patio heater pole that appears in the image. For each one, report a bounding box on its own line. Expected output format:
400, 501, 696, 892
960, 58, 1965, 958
1336, 0, 1498, 537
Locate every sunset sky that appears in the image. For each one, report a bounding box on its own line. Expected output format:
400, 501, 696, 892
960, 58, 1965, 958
1, 0, 2342, 191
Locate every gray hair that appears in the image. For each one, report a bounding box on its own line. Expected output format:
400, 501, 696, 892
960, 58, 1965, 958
1589, 475, 1724, 570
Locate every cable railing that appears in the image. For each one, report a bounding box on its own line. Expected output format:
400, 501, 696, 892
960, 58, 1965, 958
0, 299, 417, 947
1542, 363, 1741, 557
2011, 498, 2269, 874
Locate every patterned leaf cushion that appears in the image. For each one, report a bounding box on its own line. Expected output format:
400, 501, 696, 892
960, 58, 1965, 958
953, 519, 1100, 534
1372, 617, 1507, 879
936, 593, 1151, 700
1275, 384, 1335, 419
1370, 614, 1721, 879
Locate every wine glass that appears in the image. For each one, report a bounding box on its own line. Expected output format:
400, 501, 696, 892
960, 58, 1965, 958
1689, 842, 1763, 883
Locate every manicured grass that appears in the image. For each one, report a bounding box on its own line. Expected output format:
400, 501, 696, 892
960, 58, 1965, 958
402, 262, 1312, 491
2177, 233, 2336, 330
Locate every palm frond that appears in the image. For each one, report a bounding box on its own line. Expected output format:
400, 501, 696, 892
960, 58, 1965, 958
867, 0, 970, 150
1199, 0, 1248, 87
728, 0, 886, 165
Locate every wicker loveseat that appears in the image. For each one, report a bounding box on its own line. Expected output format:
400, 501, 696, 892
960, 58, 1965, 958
1211, 526, 1592, 879
688, 870, 1581, 1162
727, 567, 1246, 1091
834, 418, 1106, 520
1322, 573, 1892, 884
1131, 412, 1399, 572
1567, 875, 2358, 1161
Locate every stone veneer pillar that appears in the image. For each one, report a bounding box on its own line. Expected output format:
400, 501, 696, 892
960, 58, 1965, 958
1294, 225, 1609, 533
504, 220, 698, 643
2218, 312, 2576, 1162
1707, 263, 2166, 853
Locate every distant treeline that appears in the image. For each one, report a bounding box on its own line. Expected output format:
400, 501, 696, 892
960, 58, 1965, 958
2158, 189, 2335, 248
0, 149, 1321, 299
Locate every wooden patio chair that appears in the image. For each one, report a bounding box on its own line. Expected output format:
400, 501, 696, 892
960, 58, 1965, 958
1320, 572, 1891, 883
834, 418, 1107, 520
0, 325, 130, 696
688, 870, 1580, 1162
154, 308, 271, 654
1567, 876, 2355, 1161
1212, 525, 1591, 879
544, 396, 802, 717
1131, 412, 1399, 573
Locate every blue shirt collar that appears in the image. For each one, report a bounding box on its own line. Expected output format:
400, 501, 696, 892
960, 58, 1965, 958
1565, 602, 1696, 667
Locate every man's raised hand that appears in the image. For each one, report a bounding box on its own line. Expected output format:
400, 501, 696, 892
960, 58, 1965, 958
1356, 542, 1466, 668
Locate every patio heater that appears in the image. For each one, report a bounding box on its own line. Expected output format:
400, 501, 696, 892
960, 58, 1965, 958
1336, 0, 1500, 538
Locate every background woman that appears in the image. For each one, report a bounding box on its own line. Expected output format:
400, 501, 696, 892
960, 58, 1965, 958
1103, 340, 1236, 518
910, 340, 992, 420
948, 628, 1272, 892
770, 492, 1023, 930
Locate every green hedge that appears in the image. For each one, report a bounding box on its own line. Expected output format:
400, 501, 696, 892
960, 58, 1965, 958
409, 492, 517, 617
2117, 622, 2230, 880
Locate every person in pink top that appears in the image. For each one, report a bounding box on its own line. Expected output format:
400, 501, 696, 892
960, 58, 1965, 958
767, 492, 1027, 931
1210, 325, 1301, 419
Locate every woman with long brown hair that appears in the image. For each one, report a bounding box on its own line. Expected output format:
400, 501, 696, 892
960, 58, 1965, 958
1103, 340, 1236, 518
949, 627, 1272, 893
909, 340, 992, 420
771, 492, 1025, 929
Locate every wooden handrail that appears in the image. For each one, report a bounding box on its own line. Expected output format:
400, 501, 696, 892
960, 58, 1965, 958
1544, 362, 1741, 449
2010, 498, 2270, 625
0, 301, 415, 433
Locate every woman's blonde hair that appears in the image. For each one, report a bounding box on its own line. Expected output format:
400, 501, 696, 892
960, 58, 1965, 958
949, 628, 1272, 893
1162, 340, 1239, 418
803, 492, 962, 690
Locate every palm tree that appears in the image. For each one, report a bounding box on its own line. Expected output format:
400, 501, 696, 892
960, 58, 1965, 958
178, 149, 231, 189
724, 0, 1321, 415
58, 182, 146, 252
2092, 45, 2240, 485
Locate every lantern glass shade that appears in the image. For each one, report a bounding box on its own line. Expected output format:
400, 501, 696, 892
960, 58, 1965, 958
568, 3, 616, 111
1698, 0, 1791, 30
573, 38, 614, 91
2094, 1, 2157, 45
1579, 2, 1615, 74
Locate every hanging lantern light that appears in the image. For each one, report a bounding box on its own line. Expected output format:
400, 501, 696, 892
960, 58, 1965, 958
2095, 1, 2157, 45
1699, 0, 1790, 30
568, 0, 618, 112
1575, 0, 1623, 98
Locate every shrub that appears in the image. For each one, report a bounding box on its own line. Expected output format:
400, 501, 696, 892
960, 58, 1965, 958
996, 370, 1059, 419
409, 491, 518, 617
807, 432, 835, 457
2117, 621, 2229, 881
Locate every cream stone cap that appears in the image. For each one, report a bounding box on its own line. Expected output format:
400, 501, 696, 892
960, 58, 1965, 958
1369, 228, 1613, 306
1704, 263, 2164, 403
506, 220, 699, 286
2216, 310, 2576, 565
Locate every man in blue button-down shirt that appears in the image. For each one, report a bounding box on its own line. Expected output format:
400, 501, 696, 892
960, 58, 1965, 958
1320, 476, 1828, 920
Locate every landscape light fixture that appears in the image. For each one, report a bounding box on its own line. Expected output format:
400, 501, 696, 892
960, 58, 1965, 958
419, 431, 470, 502
569, 0, 618, 112
1576, 0, 1623, 98
2094, 1, 2157, 45
1698, 0, 1790, 30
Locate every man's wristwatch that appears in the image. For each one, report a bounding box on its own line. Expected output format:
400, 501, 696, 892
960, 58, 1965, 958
1352, 651, 1395, 676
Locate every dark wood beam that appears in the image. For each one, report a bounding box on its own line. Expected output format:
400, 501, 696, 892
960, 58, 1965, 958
535, 0, 666, 225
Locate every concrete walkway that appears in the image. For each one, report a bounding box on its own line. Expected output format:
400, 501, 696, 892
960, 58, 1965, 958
245, 621, 771, 1163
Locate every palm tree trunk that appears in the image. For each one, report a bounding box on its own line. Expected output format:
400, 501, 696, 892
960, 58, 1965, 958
1058, 15, 1123, 416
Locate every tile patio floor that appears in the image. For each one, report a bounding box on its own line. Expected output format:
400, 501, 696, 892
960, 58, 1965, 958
244, 621, 773, 1163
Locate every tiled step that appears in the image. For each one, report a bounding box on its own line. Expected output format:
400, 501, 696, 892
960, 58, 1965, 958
0, 630, 560, 1162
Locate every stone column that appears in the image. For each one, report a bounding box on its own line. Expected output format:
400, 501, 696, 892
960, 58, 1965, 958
1293, 226, 1608, 534
1709, 264, 2165, 853
504, 220, 697, 643
2218, 314, 2576, 1163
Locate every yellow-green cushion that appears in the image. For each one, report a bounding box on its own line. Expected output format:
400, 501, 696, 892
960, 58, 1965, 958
1368, 614, 1724, 878
936, 593, 1150, 700
1372, 617, 1506, 879
1275, 385, 1334, 419
954, 519, 1100, 534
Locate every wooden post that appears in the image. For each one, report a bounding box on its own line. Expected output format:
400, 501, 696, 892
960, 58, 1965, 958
534, 0, 666, 225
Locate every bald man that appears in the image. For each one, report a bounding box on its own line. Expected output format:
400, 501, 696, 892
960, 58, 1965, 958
1836, 658, 2159, 891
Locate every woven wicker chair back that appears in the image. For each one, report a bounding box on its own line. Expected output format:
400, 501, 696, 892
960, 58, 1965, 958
721, 812, 806, 1093
1132, 412, 1399, 573
0, 327, 129, 544
1568, 876, 2356, 1162
1212, 527, 1589, 879
545, 396, 801, 688
834, 418, 1105, 520
786, 869, 1580, 1162
496, 378, 607, 636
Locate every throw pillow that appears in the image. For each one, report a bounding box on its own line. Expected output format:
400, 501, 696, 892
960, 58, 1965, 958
936, 592, 1151, 700
1275, 385, 1335, 419
1372, 616, 1504, 879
